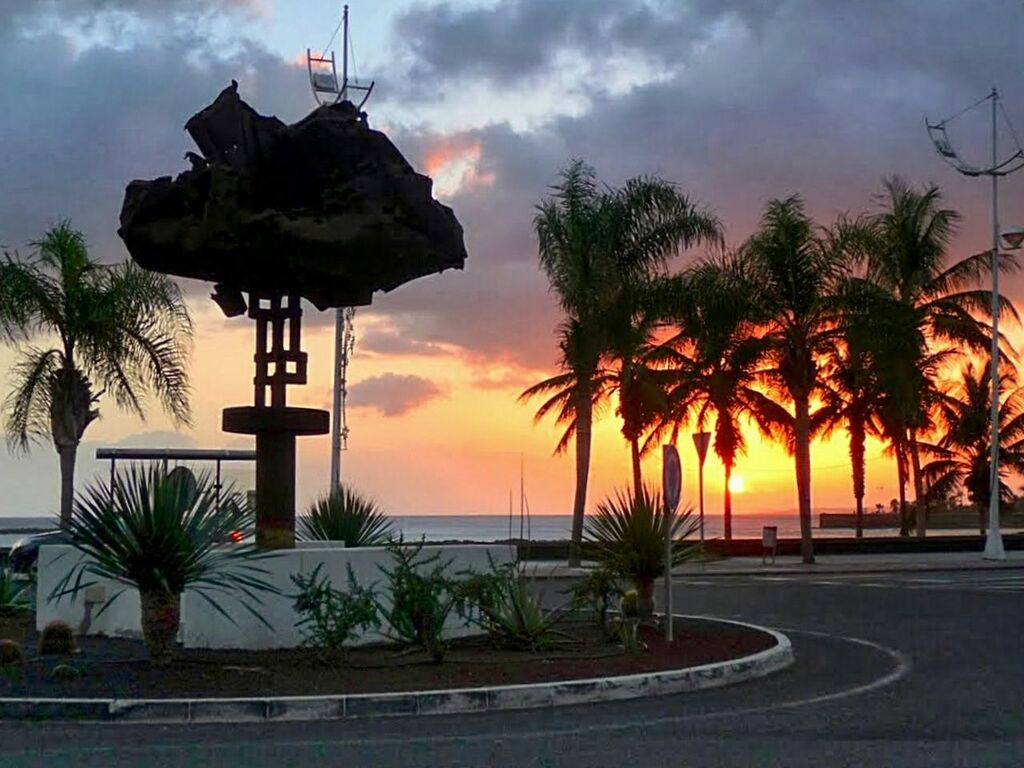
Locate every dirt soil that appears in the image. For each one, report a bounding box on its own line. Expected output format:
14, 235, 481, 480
0, 616, 774, 699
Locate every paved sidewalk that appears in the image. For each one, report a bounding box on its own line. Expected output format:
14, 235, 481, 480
525, 549, 1024, 579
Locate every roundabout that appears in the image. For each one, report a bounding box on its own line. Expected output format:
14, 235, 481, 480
0, 616, 791, 723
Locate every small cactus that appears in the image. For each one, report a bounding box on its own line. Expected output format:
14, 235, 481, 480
50, 663, 80, 682
0, 639, 23, 667
39, 620, 77, 656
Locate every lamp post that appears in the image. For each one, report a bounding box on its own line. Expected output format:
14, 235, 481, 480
927, 87, 1024, 561
692, 432, 711, 543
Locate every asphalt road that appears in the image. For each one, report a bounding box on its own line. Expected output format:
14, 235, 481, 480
1, 569, 1023, 767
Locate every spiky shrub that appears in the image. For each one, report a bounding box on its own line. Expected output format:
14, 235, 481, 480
585, 485, 699, 619
570, 565, 624, 640
291, 563, 379, 662
458, 557, 572, 652
298, 487, 393, 547
0, 569, 30, 618
51, 463, 275, 665
39, 620, 76, 656
376, 539, 462, 662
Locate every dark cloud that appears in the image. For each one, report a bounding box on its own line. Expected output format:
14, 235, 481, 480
348, 373, 445, 416
2, 0, 260, 26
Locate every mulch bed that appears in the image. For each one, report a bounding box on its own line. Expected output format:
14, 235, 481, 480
0, 616, 774, 699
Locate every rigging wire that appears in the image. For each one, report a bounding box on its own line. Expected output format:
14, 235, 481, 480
320, 17, 343, 58
933, 90, 993, 128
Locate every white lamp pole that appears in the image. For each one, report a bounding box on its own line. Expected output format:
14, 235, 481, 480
985, 89, 1006, 560
927, 87, 1024, 561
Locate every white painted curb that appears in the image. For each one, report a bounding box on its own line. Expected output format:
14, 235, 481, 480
0, 615, 793, 723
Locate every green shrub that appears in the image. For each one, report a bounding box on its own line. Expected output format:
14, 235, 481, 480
459, 558, 572, 652
291, 563, 379, 661
376, 539, 463, 662
39, 620, 76, 656
570, 565, 624, 640
0, 569, 30, 618
616, 590, 641, 652
299, 486, 392, 547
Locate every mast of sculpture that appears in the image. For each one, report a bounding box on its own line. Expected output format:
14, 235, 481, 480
308, 5, 375, 491
118, 83, 466, 548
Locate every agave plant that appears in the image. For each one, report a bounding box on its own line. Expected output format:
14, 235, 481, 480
298, 486, 393, 547
585, 485, 699, 619
0, 569, 31, 618
460, 558, 572, 652
51, 463, 275, 665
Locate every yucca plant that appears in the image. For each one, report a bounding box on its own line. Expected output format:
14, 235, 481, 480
298, 486, 393, 547
0, 569, 30, 618
51, 463, 275, 665
460, 558, 573, 652
585, 484, 699, 620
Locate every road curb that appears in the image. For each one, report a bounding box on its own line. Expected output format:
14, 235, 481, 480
527, 560, 1024, 580
0, 616, 792, 724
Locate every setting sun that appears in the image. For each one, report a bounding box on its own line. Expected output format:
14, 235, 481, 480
727, 475, 746, 494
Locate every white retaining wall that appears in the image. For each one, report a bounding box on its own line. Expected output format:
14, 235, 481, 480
37, 543, 514, 650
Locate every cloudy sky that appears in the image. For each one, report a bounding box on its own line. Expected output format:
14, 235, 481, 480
2, 0, 1024, 521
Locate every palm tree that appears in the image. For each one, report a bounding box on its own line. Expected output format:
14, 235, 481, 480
921, 360, 1024, 532
864, 176, 1018, 536
603, 277, 675, 493
525, 160, 719, 562
0, 222, 192, 527
741, 197, 848, 563
649, 256, 791, 540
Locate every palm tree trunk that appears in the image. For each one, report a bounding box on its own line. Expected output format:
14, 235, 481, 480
895, 442, 909, 537
849, 420, 866, 540
569, 398, 593, 567
909, 428, 927, 538
630, 436, 642, 496
56, 443, 77, 529
723, 460, 733, 541
794, 394, 814, 564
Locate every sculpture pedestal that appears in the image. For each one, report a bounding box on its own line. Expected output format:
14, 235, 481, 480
223, 406, 329, 549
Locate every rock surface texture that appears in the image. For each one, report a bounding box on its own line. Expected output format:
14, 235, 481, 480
118, 82, 467, 309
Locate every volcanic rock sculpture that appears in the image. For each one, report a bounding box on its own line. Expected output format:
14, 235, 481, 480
117, 83, 468, 548
119, 81, 467, 309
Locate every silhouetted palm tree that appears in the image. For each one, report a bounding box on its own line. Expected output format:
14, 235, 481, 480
649, 256, 790, 540
863, 176, 1018, 536
0, 222, 193, 527
526, 161, 720, 561
741, 197, 849, 563
921, 360, 1024, 533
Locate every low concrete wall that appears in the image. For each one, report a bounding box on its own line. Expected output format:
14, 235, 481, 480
37, 544, 513, 650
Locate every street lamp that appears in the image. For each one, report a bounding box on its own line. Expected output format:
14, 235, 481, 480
692, 432, 711, 543
928, 86, 1024, 561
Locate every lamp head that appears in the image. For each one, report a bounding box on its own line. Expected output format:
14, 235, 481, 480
1001, 226, 1024, 251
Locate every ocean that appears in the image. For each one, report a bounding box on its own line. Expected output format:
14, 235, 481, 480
0, 512, 996, 548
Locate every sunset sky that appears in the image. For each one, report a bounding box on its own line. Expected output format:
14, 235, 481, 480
2, 0, 1024, 521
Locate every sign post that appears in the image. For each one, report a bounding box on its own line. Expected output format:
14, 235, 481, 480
692, 432, 711, 543
662, 444, 681, 642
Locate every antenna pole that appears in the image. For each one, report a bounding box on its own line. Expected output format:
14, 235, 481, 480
341, 4, 349, 102
985, 86, 1006, 560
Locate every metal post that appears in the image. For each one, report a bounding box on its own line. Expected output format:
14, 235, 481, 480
215, 459, 222, 509
664, 505, 673, 641
109, 458, 116, 509
985, 86, 1006, 560
330, 307, 344, 492
341, 5, 349, 101
698, 460, 705, 544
